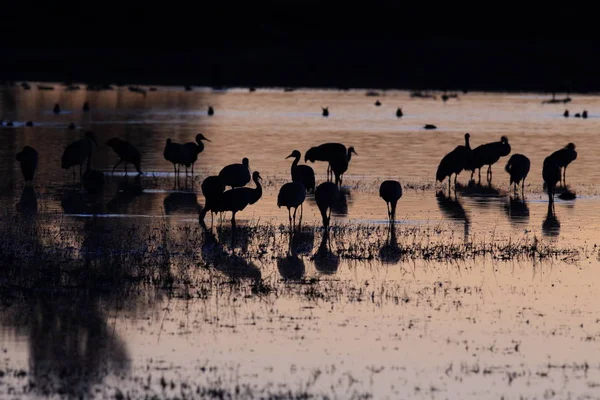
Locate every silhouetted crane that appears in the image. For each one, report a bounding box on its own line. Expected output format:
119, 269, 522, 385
106, 137, 143, 175
436, 133, 471, 192
547, 143, 577, 187
330, 146, 357, 187
82, 146, 104, 194
543, 155, 561, 206
305, 142, 348, 182
182, 133, 210, 177
213, 171, 263, 230
315, 181, 340, 231
504, 153, 530, 194
16, 146, 38, 184
277, 182, 307, 231
286, 150, 315, 192
61, 131, 97, 179
163, 138, 184, 176
379, 180, 403, 224
199, 175, 225, 226
219, 158, 251, 189
467, 135, 511, 184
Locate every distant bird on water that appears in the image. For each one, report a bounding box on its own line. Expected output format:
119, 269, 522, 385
322, 107, 329, 117
436, 133, 471, 192
547, 143, 577, 187
208, 106, 214, 116
375, 100, 381, 106
466, 135, 511, 184
315, 181, 340, 231
563, 110, 569, 117
583, 110, 588, 118
379, 180, 403, 225
182, 133, 211, 176
219, 158, 251, 189
106, 137, 143, 175
277, 182, 307, 231
504, 153, 530, 194
83, 101, 90, 112
16, 146, 38, 184
286, 150, 316, 193
61, 131, 98, 179
53, 104, 61, 114
213, 171, 263, 230
396, 108, 403, 118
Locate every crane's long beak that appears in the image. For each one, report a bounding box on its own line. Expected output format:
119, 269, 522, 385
351, 149, 358, 155
285, 153, 294, 159
204, 137, 211, 142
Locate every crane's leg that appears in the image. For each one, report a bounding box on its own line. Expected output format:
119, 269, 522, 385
79, 163, 83, 180
448, 176, 451, 193
454, 173, 458, 189
173, 163, 177, 176
478, 168, 481, 184
563, 166, 567, 187
293, 207, 298, 230
124, 162, 128, 175
72, 167, 76, 179
288, 208, 292, 232
522, 178, 525, 196
112, 160, 122, 175
386, 202, 391, 223
299, 203, 303, 229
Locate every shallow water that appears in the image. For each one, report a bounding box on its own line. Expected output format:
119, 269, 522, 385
1, 83, 600, 399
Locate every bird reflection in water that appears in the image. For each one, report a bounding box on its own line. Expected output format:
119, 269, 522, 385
201, 221, 261, 280
542, 201, 560, 238
17, 185, 38, 216
313, 231, 339, 274
163, 191, 201, 215
436, 190, 470, 241
27, 293, 130, 398
277, 232, 306, 281
106, 175, 143, 214
379, 220, 402, 264
504, 195, 530, 226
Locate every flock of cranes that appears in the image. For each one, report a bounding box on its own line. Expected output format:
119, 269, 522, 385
435, 133, 578, 205
14, 122, 578, 237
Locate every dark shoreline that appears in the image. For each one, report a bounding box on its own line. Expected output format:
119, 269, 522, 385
2, 42, 600, 94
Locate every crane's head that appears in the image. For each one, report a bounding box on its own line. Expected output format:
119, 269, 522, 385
196, 133, 211, 143
567, 143, 576, 150
242, 157, 250, 168
465, 132, 470, 140
500, 136, 509, 144
348, 146, 357, 156
253, 171, 262, 181
166, 138, 171, 144
286, 150, 301, 160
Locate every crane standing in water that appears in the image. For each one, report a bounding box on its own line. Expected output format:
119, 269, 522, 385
106, 137, 143, 175
504, 153, 530, 195
182, 133, 211, 177
213, 171, 263, 231
219, 158, 251, 189
286, 150, 316, 193
379, 180, 403, 225
466, 135, 511, 184
16, 146, 38, 184
315, 181, 340, 232
277, 181, 307, 231
61, 131, 98, 180
436, 133, 471, 192
547, 143, 577, 187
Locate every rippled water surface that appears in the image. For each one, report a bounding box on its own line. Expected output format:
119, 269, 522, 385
1, 84, 600, 399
